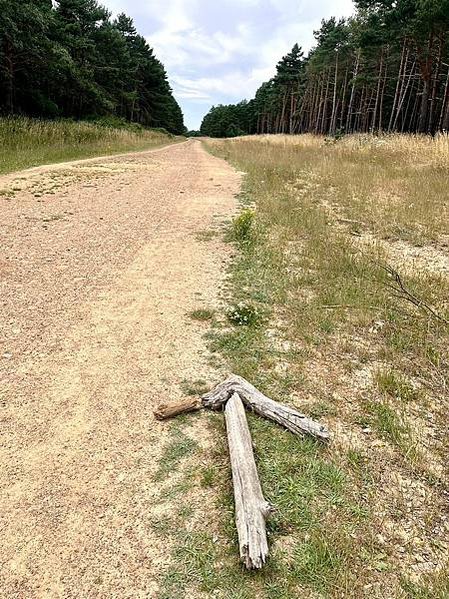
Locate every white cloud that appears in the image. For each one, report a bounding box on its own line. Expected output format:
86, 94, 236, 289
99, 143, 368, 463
102, 0, 355, 128
150, 23, 257, 72
173, 68, 268, 102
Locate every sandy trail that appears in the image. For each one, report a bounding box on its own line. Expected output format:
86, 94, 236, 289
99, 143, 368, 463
0, 140, 240, 598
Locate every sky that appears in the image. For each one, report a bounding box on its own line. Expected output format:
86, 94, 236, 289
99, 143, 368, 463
104, 0, 355, 130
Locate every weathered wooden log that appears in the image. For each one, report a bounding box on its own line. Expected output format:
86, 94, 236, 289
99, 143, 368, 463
225, 393, 271, 569
154, 397, 202, 420
203, 374, 330, 441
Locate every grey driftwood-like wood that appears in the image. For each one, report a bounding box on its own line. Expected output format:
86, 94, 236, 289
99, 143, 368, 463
154, 397, 202, 420
225, 393, 271, 569
202, 374, 330, 441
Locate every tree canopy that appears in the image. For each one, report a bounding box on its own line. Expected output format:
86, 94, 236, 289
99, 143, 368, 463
0, 0, 185, 134
201, 1, 449, 137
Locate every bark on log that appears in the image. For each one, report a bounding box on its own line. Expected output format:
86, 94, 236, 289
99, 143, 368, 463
225, 393, 271, 569
203, 374, 330, 441
154, 397, 202, 420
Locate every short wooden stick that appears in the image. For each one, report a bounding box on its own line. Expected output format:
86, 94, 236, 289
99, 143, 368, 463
225, 392, 271, 569
154, 397, 202, 420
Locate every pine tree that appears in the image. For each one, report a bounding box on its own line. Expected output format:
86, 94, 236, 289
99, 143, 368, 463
0, 0, 185, 132
200, 1, 449, 137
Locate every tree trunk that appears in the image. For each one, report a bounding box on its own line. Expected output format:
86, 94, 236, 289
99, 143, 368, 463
364, 87, 375, 132
417, 33, 434, 133
225, 393, 271, 569
312, 76, 321, 131
389, 40, 407, 131
395, 45, 411, 131
401, 72, 416, 132
418, 82, 429, 132
372, 48, 384, 132
321, 69, 331, 134
443, 89, 449, 131
354, 85, 365, 132
315, 76, 324, 133
438, 66, 449, 131
339, 67, 349, 131
279, 89, 288, 133
346, 50, 360, 133
289, 89, 295, 134
393, 60, 416, 131
3, 38, 15, 113
378, 47, 388, 132
410, 77, 421, 132
429, 34, 443, 134
330, 50, 339, 135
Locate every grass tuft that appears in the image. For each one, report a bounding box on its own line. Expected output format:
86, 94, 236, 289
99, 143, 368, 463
188, 308, 215, 321
375, 368, 419, 402
368, 401, 417, 461
227, 302, 262, 327
231, 209, 255, 246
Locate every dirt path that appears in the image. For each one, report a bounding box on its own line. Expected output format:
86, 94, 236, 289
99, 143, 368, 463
0, 140, 240, 598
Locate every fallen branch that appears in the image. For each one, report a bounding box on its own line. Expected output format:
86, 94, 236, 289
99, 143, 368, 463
154, 397, 202, 420
225, 393, 271, 569
202, 374, 330, 441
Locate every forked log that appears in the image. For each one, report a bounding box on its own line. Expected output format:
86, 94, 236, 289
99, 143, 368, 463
203, 374, 330, 441
154, 397, 202, 420
225, 393, 271, 569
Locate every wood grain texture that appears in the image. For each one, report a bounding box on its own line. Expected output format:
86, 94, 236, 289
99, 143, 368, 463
154, 397, 202, 420
225, 393, 271, 569
203, 374, 330, 441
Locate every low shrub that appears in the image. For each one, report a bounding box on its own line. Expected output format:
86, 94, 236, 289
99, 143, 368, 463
231, 209, 255, 246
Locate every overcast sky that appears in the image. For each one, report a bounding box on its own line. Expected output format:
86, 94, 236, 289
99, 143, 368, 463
104, 0, 355, 130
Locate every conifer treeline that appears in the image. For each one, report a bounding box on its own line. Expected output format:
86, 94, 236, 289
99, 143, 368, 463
0, 0, 184, 134
201, 0, 449, 137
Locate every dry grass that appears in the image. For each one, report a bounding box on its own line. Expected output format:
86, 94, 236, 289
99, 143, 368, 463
184, 133, 449, 598
223, 132, 449, 246
237, 131, 449, 168
0, 116, 178, 174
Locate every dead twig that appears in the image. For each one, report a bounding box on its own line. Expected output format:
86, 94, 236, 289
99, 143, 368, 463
379, 262, 448, 325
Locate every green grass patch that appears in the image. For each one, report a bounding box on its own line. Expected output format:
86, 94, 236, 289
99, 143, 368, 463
154, 427, 199, 481
0, 116, 180, 174
188, 308, 215, 321
367, 401, 418, 462
375, 368, 420, 402
180, 379, 210, 396
227, 302, 263, 327
230, 209, 255, 247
